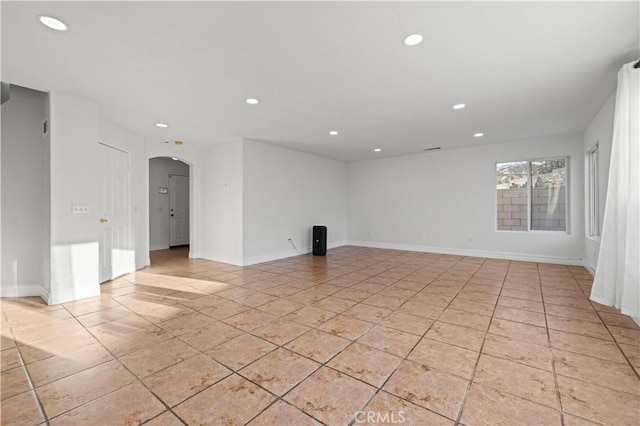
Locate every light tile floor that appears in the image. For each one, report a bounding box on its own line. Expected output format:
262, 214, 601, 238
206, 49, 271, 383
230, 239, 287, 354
1, 246, 639, 425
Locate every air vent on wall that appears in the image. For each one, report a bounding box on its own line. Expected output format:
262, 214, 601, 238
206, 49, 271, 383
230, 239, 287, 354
423, 147, 441, 152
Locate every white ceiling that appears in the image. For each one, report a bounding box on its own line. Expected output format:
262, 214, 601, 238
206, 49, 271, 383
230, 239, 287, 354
2, 1, 638, 162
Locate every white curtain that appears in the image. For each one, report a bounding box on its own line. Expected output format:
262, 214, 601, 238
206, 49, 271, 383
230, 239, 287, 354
590, 60, 640, 318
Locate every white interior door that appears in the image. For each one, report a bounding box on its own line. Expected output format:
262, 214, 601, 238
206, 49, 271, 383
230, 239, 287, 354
169, 175, 189, 246
99, 143, 131, 283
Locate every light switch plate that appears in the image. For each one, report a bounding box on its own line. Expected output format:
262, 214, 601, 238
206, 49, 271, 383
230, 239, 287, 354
72, 204, 90, 214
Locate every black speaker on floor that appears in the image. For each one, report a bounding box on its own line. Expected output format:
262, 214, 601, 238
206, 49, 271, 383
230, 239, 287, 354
312, 226, 327, 256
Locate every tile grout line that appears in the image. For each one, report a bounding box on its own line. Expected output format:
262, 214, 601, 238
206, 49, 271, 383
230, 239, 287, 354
1, 310, 51, 426
453, 257, 509, 426
538, 263, 567, 426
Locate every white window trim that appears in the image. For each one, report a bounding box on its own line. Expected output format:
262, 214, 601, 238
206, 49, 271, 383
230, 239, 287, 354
495, 157, 570, 234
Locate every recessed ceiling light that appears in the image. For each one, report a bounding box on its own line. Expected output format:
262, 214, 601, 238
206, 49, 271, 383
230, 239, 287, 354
374, 148, 382, 152
329, 131, 338, 136
155, 123, 168, 128
474, 132, 484, 137
453, 104, 466, 110
171, 157, 178, 161
39, 16, 67, 31
246, 98, 259, 105
403, 34, 423, 46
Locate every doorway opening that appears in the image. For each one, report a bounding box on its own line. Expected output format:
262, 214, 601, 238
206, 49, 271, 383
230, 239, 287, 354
149, 157, 190, 263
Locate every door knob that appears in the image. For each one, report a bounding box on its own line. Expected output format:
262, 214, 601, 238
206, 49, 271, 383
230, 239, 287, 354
99, 218, 108, 224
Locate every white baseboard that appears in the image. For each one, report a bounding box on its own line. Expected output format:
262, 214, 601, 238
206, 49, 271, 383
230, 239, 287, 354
583, 262, 596, 276
347, 240, 584, 266
40, 286, 51, 304
0, 284, 45, 298
242, 241, 348, 266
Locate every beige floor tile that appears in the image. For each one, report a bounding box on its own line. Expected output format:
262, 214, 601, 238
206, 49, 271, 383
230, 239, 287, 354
48, 382, 164, 425
357, 325, 421, 358
222, 309, 278, 331
26, 342, 113, 387
342, 304, 392, 323
0, 390, 45, 426
544, 303, 601, 323
284, 366, 376, 425
499, 289, 542, 302
557, 375, 640, 425
250, 318, 310, 345
312, 295, 357, 313
489, 318, 548, 346
619, 343, 640, 368
482, 333, 553, 372
157, 312, 217, 335
247, 400, 321, 425
460, 382, 561, 426
143, 411, 185, 426
544, 295, 593, 310
90, 325, 173, 357
0, 366, 31, 401
455, 291, 498, 305
173, 374, 276, 425
408, 338, 478, 379
317, 315, 373, 340
438, 308, 491, 331
144, 353, 231, 407
552, 348, 640, 395
447, 298, 495, 316
548, 329, 628, 363
283, 305, 336, 327
546, 315, 611, 341
361, 391, 453, 425
119, 338, 198, 377
0, 347, 22, 372
257, 298, 304, 316
206, 333, 276, 371
608, 325, 640, 346
473, 354, 558, 408
285, 329, 351, 363
178, 320, 243, 351
380, 312, 434, 336
425, 321, 486, 351
199, 300, 251, 320
37, 360, 136, 418
328, 343, 402, 387
383, 360, 468, 420
240, 348, 320, 395
493, 305, 546, 327
600, 312, 640, 329
497, 296, 544, 313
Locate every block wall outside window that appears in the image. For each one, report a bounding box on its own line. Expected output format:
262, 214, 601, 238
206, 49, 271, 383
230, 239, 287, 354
496, 159, 568, 232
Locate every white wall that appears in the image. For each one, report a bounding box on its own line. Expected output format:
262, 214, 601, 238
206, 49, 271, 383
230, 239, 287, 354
0, 85, 50, 298
583, 93, 615, 273
347, 134, 585, 264
199, 140, 244, 265
49, 92, 100, 304
242, 139, 348, 265
149, 157, 189, 250
100, 119, 149, 270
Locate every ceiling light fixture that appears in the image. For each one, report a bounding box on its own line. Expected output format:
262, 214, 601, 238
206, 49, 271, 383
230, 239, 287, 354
474, 132, 484, 137
403, 34, 423, 46
453, 104, 466, 110
329, 131, 338, 136
374, 148, 382, 152
171, 157, 178, 161
246, 98, 259, 105
155, 123, 168, 128
39, 15, 67, 31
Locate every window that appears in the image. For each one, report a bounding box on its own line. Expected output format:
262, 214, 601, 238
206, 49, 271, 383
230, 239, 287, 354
588, 145, 599, 238
496, 158, 568, 232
